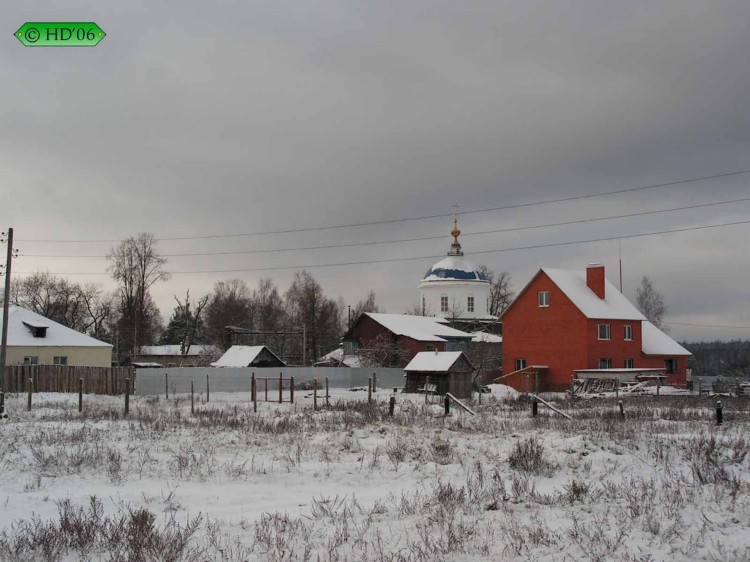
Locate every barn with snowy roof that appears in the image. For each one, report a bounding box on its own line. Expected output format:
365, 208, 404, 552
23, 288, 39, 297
500, 264, 691, 392
404, 351, 475, 398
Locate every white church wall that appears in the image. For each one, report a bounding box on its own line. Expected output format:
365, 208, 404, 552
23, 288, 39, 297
419, 281, 490, 319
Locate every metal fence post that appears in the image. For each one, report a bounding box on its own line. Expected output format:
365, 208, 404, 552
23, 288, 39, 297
78, 378, 83, 413
191, 380, 195, 414
206, 373, 210, 402
279, 372, 283, 404
124, 378, 130, 415
27, 377, 32, 412
290, 377, 295, 404
716, 400, 723, 426
313, 378, 318, 410
389, 396, 395, 417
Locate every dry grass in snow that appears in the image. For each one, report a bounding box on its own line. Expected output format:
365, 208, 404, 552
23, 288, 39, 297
0, 389, 748, 561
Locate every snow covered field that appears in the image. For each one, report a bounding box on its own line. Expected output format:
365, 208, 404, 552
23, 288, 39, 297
0, 388, 748, 561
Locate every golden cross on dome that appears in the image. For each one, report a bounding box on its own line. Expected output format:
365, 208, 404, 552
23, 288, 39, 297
451, 203, 460, 243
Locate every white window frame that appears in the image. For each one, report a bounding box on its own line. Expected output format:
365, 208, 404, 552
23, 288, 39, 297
23, 356, 39, 365
598, 358, 612, 369
467, 295, 474, 313
538, 291, 550, 307
440, 295, 448, 313
515, 358, 527, 371
624, 358, 634, 369
53, 356, 68, 366
598, 324, 611, 340
624, 325, 633, 341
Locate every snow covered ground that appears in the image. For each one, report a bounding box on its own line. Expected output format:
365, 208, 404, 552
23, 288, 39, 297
0, 388, 748, 561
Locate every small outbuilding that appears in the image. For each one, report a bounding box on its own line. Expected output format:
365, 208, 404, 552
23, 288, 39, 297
404, 351, 475, 398
211, 345, 286, 368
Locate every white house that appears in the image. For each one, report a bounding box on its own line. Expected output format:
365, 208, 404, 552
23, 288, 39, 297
0, 306, 112, 367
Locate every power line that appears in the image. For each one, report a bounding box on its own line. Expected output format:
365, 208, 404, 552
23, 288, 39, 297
21, 196, 750, 258
16, 218, 750, 276
667, 321, 750, 329
16, 168, 750, 244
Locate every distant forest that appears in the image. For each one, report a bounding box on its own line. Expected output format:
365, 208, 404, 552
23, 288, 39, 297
682, 340, 750, 378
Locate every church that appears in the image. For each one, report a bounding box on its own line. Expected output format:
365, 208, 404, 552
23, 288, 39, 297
418, 217, 500, 333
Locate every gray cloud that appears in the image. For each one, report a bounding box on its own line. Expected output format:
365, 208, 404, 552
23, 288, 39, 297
3, 0, 750, 342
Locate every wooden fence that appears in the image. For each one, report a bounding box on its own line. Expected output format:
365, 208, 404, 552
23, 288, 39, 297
2, 365, 134, 395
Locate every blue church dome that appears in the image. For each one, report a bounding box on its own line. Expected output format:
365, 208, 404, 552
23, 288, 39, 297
423, 256, 489, 282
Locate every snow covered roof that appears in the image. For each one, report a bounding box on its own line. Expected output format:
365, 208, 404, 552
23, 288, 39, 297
211, 345, 284, 367
470, 332, 502, 343
421, 256, 489, 283
0, 306, 111, 348
140, 344, 215, 356
316, 347, 361, 367
404, 351, 466, 372
541, 268, 647, 321
641, 321, 691, 356
364, 313, 472, 342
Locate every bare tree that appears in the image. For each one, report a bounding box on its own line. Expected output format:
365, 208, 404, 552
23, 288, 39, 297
205, 279, 255, 347
285, 271, 342, 364
358, 333, 410, 367
9, 272, 115, 338
478, 266, 515, 316
108, 233, 169, 358
162, 290, 209, 354
636, 276, 667, 330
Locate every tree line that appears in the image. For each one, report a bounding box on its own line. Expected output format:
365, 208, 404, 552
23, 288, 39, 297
6, 232, 513, 365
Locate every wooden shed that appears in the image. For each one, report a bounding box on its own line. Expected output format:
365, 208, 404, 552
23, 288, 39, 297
404, 351, 475, 399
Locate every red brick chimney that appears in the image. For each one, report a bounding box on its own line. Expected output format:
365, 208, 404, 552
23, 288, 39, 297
586, 263, 605, 299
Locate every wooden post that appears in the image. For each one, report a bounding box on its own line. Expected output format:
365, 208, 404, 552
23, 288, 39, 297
279, 372, 283, 404
368, 378, 372, 404
264, 378, 268, 402
165, 372, 169, 399
535, 371, 540, 394
615, 380, 620, 399
372, 372, 377, 393
618, 400, 625, 419
656, 383, 660, 397
206, 373, 210, 402
124, 378, 130, 415
191, 380, 195, 414
27, 377, 32, 411
252, 373, 257, 413
532, 399, 538, 417
444, 394, 450, 416
313, 378, 318, 410
325, 377, 329, 407
716, 400, 723, 426
0, 392, 4, 417
78, 378, 83, 413
424, 376, 430, 404
290, 377, 295, 404
389, 396, 395, 417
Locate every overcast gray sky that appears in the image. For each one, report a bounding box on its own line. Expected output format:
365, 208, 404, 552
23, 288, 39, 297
3, 1, 750, 342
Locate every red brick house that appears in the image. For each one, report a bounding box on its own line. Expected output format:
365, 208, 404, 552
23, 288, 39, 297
501, 264, 691, 391
342, 313, 473, 367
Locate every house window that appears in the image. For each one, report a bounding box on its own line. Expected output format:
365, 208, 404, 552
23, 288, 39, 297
467, 295, 474, 313
624, 358, 634, 369
538, 291, 550, 307
23, 356, 39, 365
440, 295, 448, 313
53, 356, 68, 366
426, 345, 435, 352
598, 358, 612, 369
664, 359, 676, 374
624, 325, 633, 341
598, 324, 611, 340
515, 358, 527, 371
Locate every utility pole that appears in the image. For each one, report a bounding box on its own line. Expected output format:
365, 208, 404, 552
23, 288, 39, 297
1, 228, 18, 413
